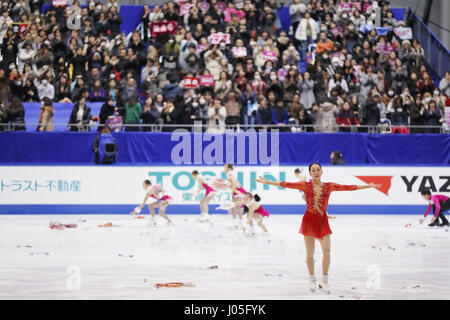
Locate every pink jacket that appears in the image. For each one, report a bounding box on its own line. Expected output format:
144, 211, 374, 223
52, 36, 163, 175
424, 195, 449, 218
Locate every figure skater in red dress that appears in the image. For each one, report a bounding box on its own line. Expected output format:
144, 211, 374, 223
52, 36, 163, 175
191, 170, 217, 222
255, 163, 380, 294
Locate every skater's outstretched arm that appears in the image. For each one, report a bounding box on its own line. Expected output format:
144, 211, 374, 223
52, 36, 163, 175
130, 193, 150, 214
329, 182, 381, 191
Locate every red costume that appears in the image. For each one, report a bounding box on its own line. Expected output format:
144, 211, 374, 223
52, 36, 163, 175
280, 181, 357, 239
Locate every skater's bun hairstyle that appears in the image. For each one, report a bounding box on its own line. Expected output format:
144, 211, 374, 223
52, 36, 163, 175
143, 179, 152, 186
308, 162, 322, 173
192, 170, 199, 175
245, 192, 261, 202
226, 164, 234, 170
420, 189, 432, 196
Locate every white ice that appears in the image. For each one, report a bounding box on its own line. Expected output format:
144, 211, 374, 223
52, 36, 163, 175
0, 214, 449, 300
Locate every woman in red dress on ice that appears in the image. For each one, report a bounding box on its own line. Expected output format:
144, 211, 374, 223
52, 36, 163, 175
255, 163, 380, 294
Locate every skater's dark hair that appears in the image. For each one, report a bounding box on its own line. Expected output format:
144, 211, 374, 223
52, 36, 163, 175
420, 189, 432, 196
294, 168, 301, 174
245, 192, 261, 202
308, 162, 322, 173
225, 163, 234, 170
143, 179, 152, 186
192, 170, 199, 175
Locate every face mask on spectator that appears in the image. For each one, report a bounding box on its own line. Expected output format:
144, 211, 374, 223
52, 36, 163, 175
433, 90, 440, 96
342, 14, 348, 20
348, 25, 355, 31
220, 43, 226, 49
388, 90, 394, 96
9, 64, 15, 70
192, 102, 198, 107
270, 75, 277, 81
255, 75, 260, 81
168, 39, 174, 44
199, 98, 206, 104
42, 80, 48, 85
323, 54, 329, 59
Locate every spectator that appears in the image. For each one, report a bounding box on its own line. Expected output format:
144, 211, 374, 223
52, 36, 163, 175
295, 11, 319, 61
162, 72, 182, 101
0, 102, 7, 131
124, 93, 142, 132
53, 74, 72, 103
141, 97, 160, 131
92, 126, 118, 165
330, 151, 346, 165
36, 97, 54, 132
362, 93, 381, 131
387, 95, 408, 127
439, 71, 450, 98
298, 72, 316, 110
224, 90, 242, 126
255, 96, 272, 128
271, 100, 288, 130
7, 97, 26, 131
315, 100, 338, 132
336, 101, 360, 132
424, 99, 442, 134
89, 79, 106, 102
207, 98, 227, 133
68, 97, 92, 132
37, 77, 55, 101
291, 106, 315, 132
409, 95, 426, 134
98, 96, 117, 132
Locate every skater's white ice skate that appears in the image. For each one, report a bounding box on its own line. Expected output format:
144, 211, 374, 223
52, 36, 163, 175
318, 275, 330, 294
309, 275, 317, 293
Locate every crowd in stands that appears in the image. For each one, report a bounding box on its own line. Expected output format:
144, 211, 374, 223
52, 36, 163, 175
0, 0, 449, 133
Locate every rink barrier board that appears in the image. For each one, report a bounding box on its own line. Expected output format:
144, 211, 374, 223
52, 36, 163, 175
0, 205, 428, 215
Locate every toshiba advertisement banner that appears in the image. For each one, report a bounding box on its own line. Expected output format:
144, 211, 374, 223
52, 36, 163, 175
0, 166, 448, 214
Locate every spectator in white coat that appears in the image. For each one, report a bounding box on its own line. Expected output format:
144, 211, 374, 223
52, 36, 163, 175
294, 11, 319, 61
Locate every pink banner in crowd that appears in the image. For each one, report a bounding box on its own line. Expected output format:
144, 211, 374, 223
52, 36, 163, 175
52, 0, 67, 6
183, 77, 200, 88
445, 107, 450, 126
376, 42, 395, 55
210, 33, 231, 44
263, 50, 277, 62
199, 75, 215, 86
232, 47, 247, 58
394, 27, 413, 40
180, 4, 194, 16
197, 44, 208, 52
149, 21, 178, 37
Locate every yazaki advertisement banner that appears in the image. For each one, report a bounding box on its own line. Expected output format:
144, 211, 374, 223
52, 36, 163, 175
0, 166, 448, 214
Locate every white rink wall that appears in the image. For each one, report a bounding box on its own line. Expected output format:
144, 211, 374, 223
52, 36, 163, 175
0, 166, 448, 214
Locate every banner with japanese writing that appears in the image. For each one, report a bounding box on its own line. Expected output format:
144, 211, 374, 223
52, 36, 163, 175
11, 23, 29, 35
263, 50, 277, 62
149, 21, 178, 37
232, 46, 247, 58
210, 33, 230, 44
183, 77, 200, 88
0, 166, 447, 215
376, 42, 395, 55
52, 0, 67, 6
199, 75, 215, 86
394, 27, 413, 40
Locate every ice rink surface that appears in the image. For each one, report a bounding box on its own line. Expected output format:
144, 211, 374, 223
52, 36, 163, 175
0, 213, 449, 300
